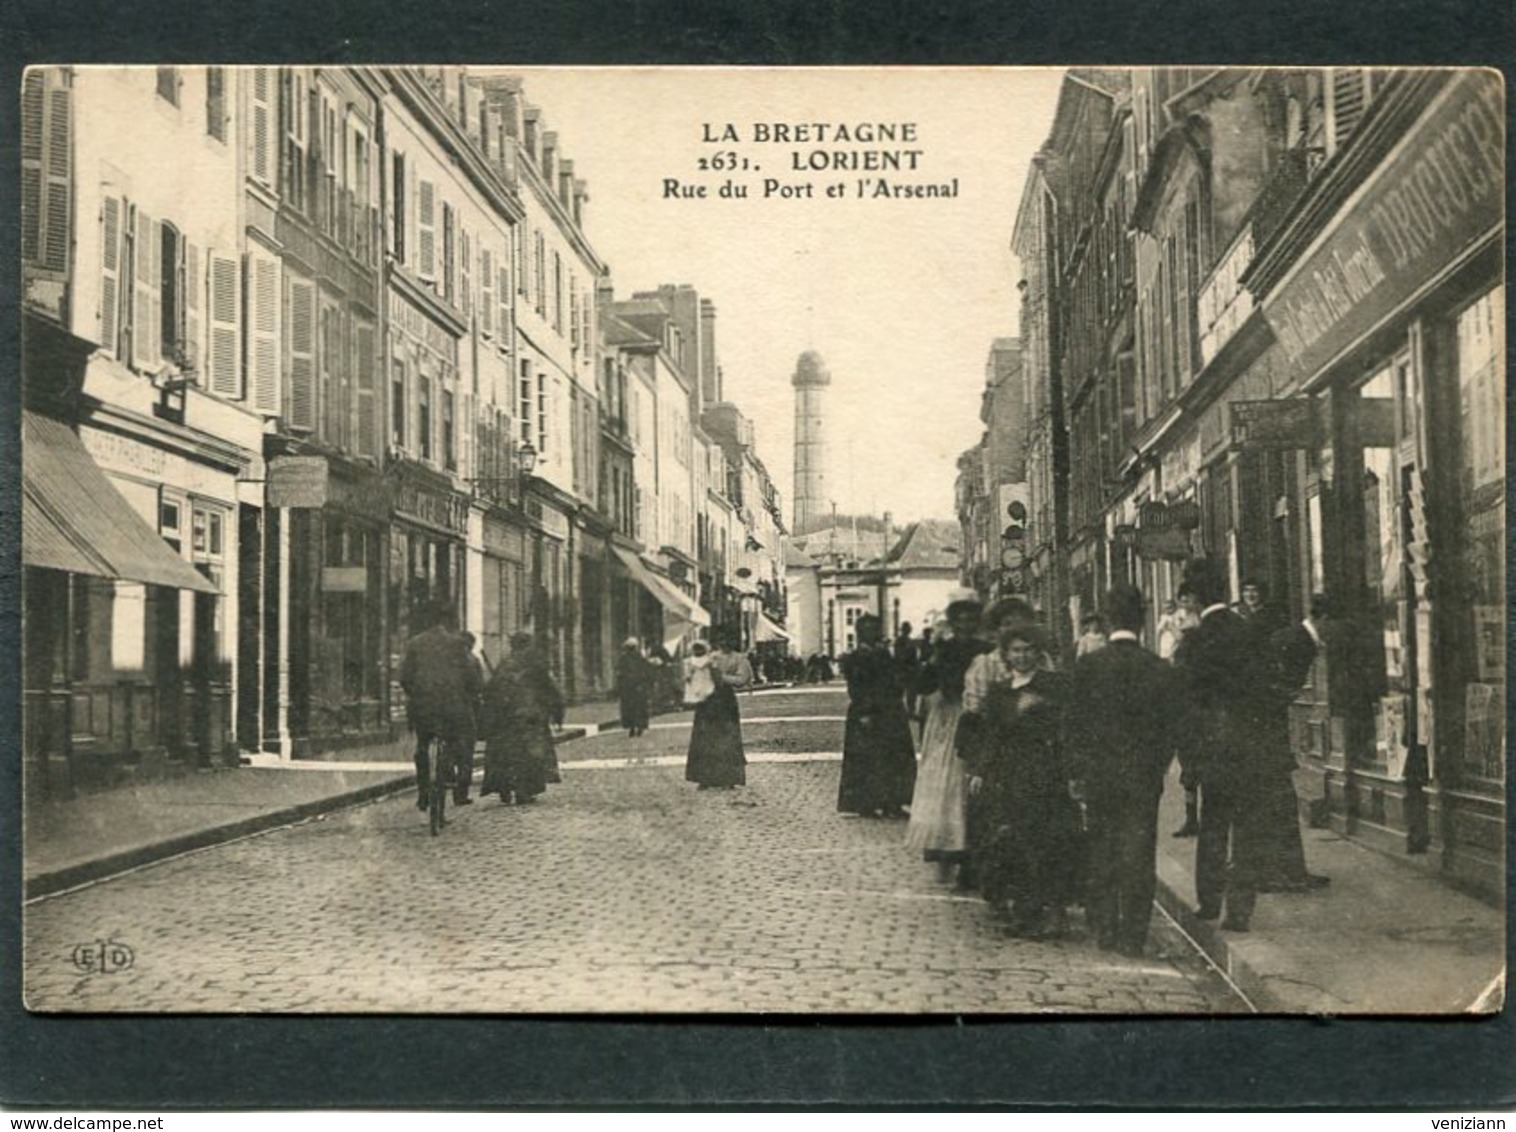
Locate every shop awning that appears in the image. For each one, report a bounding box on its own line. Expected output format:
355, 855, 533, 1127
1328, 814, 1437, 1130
753, 613, 790, 642
612, 545, 710, 650
23, 411, 219, 594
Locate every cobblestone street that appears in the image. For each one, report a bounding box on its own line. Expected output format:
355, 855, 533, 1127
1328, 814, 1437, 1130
25, 689, 1244, 1014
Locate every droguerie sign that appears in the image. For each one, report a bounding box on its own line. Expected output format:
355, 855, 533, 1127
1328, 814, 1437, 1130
1263, 71, 1503, 382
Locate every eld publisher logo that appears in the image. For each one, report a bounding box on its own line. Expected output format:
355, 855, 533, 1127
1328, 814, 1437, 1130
70, 939, 135, 975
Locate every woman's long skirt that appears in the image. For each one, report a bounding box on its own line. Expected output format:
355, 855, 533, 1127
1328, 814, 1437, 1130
620, 686, 651, 735
837, 704, 917, 815
483, 716, 557, 801
905, 694, 968, 856
685, 684, 746, 787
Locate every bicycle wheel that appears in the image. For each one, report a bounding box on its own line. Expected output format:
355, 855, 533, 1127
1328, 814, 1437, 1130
429, 748, 447, 836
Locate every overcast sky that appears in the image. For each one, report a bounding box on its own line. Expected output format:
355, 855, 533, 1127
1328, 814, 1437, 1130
513, 68, 1066, 525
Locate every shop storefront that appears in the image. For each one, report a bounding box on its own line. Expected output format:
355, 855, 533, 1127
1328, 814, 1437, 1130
480, 512, 527, 670
387, 461, 471, 725
1251, 70, 1504, 897
23, 402, 249, 794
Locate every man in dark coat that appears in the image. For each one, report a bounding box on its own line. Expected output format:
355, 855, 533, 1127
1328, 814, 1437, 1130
1066, 584, 1188, 957
1173, 559, 1279, 932
399, 601, 483, 809
1257, 594, 1333, 892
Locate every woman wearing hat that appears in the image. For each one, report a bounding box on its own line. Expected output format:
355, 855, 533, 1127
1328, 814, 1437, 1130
616, 638, 652, 738
905, 590, 992, 883
964, 618, 1082, 938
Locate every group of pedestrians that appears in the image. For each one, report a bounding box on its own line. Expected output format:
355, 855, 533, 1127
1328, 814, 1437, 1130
399, 601, 565, 812
847, 560, 1330, 955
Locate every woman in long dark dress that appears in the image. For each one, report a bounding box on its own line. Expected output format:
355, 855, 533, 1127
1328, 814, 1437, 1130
964, 621, 1082, 937
684, 636, 752, 789
837, 614, 917, 817
481, 632, 564, 804
616, 638, 652, 737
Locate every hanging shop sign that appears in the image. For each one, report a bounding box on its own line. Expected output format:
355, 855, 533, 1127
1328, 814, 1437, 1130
1262, 70, 1504, 384
1135, 500, 1199, 561
267, 456, 330, 508
1229, 399, 1320, 450
321, 566, 368, 593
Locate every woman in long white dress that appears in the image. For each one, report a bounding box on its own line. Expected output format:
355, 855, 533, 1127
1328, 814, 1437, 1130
905, 592, 991, 880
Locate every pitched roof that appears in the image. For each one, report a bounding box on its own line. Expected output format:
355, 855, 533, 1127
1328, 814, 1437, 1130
885, 519, 963, 571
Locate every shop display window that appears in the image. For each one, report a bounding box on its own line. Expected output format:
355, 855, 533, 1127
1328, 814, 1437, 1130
1454, 286, 1504, 785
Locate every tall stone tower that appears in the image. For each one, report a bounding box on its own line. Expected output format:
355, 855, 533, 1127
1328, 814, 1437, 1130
791, 350, 831, 535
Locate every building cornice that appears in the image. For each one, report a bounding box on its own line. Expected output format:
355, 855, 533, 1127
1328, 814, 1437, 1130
385, 68, 526, 227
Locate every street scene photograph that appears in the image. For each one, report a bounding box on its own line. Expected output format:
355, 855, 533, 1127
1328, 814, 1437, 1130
17, 65, 1505, 1016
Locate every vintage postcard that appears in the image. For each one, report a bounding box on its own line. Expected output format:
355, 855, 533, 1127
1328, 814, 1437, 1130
19, 65, 1505, 1016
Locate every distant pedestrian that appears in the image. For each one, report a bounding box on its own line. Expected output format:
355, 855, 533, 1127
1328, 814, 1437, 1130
399, 601, 482, 812
964, 620, 1081, 938
685, 634, 752, 790
894, 621, 922, 717
837, 614, 916, 818
1168, 583, 1204, 837
617, 638, 652, 738
1157, 595, 1198, 662
457, 631, 486, 803
1075, 612, 1108, 659
905, 590, 991, 883
1066, 585, 1186, 957
480, 632, 564, 805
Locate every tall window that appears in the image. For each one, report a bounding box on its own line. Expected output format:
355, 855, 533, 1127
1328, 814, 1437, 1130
419, 375, 433, 461
442, 388, 456, 470
391, 359, 406, 448
519, 361, 533, 445
1455, 286, 1505, 784
155, 67, 180, 106
391, 152, 406, 263
536, 371, 548, 455
205, 67, 227, 141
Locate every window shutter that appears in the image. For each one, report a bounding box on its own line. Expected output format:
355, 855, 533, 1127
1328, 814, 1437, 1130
460, 390, 474, 479
21, 73, 42, 265
460, 227, 471, 317
251, 68, 273, 185
99, 196, 123, 355
1175, 216, 1192, 386
248, 252, 281, 414
480, 247, 494, 335
26, 75, 71, 274
287, 277, 316, 429
1330, 69, 1370, 151
183, 240, 201, 372
355, 322, 376, 458
497, 264, 511, 350
418, 179, 436, 279
131, 208, 155, 368
207, 251, 240, 396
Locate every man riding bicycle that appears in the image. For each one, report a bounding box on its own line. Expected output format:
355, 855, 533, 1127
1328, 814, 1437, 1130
399, 600, 483, 812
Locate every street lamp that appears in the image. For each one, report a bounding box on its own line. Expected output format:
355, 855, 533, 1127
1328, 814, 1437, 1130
516, 440, 538, 507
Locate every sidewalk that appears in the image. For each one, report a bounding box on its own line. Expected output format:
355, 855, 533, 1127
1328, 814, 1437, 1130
22, 744, 1505, 1015
1152, 765, 1505, 1014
